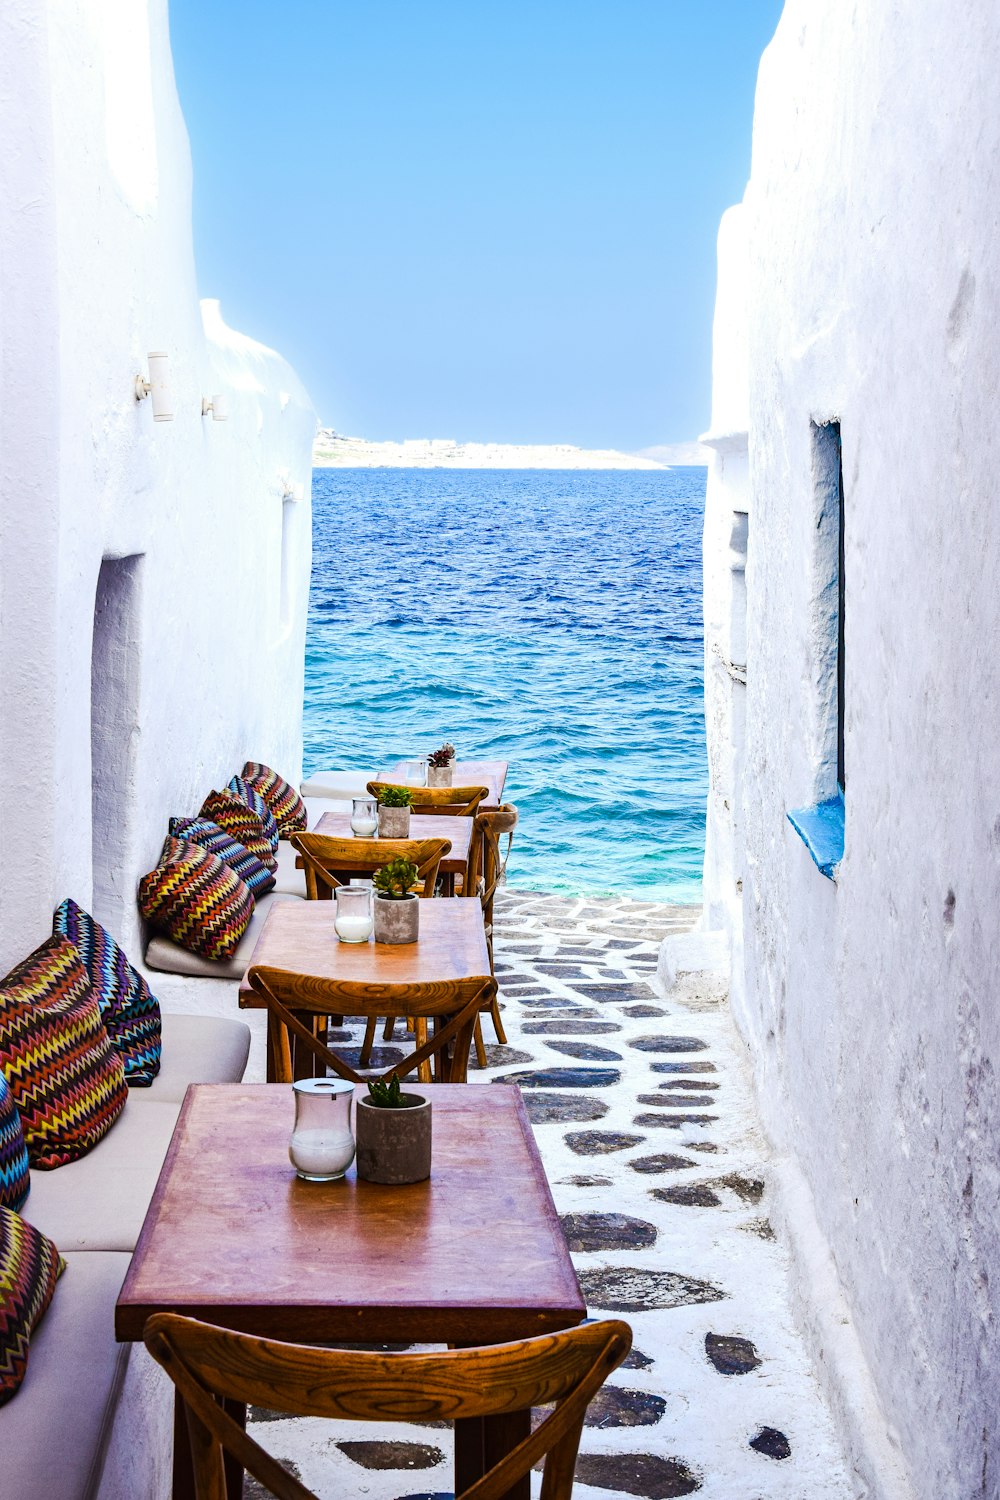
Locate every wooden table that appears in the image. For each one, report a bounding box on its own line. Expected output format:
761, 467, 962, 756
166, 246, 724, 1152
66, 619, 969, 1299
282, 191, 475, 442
313, 809, 473, 885
238, 897, 489, 1008
116, 1083, 584, 1500
383, 758, 508, 810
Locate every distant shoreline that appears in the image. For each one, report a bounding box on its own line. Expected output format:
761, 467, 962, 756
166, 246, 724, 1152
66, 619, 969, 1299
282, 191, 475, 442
313, 429, 674, 470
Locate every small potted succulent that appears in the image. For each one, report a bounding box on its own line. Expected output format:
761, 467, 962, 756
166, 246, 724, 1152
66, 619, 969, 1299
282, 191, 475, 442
427, 741, 456, 787
375, 783, 414, 838
372, 855, 420, 943
355, 1074, 432, 1184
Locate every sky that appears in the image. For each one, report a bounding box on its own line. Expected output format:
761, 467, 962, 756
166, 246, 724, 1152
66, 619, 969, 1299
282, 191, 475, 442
169, 1, 785, 452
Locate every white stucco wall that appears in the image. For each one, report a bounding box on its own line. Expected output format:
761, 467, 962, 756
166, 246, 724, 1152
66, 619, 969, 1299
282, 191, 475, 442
0, 0, 314, 970
703, 4, 1000, 1497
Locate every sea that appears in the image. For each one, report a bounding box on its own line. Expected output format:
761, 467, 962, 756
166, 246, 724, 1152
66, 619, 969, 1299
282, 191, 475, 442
304, 468, 707, 902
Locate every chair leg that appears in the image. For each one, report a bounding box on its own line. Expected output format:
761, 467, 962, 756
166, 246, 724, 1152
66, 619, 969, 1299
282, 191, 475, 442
415, 1017, 433, 1084
473, 1015, 488, 1069
383, 1016, 396, 1041
359, 1016, 378, 1068
489, 995, 507, 1046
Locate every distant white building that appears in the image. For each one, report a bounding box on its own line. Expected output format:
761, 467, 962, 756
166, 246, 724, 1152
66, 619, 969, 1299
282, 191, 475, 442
702, 4, 1000, 1497
0, 0, 314, 974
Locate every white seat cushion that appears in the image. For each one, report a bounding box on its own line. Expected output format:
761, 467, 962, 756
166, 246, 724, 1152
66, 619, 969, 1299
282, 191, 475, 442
142, 1012, 250, 1102
300, 769, 377, 798
144, 890, 303, 979
272, 838, 308, 897
0, 1250, 132, 1500
22, 1101, 180, 1252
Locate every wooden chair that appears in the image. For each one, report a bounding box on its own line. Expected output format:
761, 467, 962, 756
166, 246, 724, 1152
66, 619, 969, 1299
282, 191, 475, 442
290, 832, 450, 901
464, 803, 518, 1064
247, 965, 496, 1086
367, 781, 490, 817
145, 1312, 633, 1500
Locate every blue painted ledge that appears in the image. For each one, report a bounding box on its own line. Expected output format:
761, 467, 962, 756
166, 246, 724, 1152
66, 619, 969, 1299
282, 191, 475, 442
787, 794, 844, 880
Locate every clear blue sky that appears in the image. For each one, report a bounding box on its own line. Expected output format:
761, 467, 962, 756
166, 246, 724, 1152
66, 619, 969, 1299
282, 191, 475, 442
169, 1, 783, 451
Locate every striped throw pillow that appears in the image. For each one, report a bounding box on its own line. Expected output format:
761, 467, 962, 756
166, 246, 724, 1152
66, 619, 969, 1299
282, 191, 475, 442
200, 790, 277, 873
0, 1072, 29, 1212
0, 936, 127, 1170
169, 818, 276, 899
241, 761, 308, 839
227, 776, 280, 857
138, 837, 254, 961
0, 1208, 64, 1406
52, 900, 162, 1088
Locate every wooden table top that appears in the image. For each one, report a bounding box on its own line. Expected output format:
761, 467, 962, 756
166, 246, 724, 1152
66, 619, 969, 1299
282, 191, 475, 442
313, 811, 472, 875
383, 759, 508, 809
239, 897, 490, 1007
115, 1084, 584, 1345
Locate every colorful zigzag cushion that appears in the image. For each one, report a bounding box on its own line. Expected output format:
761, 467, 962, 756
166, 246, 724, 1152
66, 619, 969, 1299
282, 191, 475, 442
0, 936, 127, 1170
0, 1207, 64, 1406
0, 1072, 29, 1212
241, 761, 308, 839
52, 899, 162, 1088
227, 776, 280, 857
200, 790, 277, 873
138, 837, 254, 961
169, 818, 276, 899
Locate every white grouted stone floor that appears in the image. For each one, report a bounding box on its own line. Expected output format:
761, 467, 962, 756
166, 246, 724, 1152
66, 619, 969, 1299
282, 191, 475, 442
244, 891, 857, 1500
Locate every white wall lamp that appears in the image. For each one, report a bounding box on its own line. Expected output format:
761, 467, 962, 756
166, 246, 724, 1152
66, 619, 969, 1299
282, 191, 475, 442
201, 394, 229, 421
134, 352, 174, 421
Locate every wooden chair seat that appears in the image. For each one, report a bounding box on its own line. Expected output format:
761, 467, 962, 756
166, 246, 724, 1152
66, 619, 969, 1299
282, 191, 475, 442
145, 1312, 632, 1500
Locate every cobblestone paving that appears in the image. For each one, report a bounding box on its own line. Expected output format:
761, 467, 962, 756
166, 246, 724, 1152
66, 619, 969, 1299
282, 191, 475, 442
245, 892, 856, 1500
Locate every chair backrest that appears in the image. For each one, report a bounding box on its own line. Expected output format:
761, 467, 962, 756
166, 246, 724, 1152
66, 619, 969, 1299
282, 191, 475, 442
247, 965, 496, 1084
291, 833, 450, 900
465, 804, 518, 940
368, 782, 490, 817
145, 1313, 632, 1500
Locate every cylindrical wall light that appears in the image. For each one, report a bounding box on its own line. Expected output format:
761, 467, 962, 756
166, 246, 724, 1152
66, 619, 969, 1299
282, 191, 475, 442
135, 352, 174, 421
201, 394, 228, 421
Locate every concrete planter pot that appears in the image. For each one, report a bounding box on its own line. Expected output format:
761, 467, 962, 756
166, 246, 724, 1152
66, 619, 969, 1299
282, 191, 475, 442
355, 1094, 432, 1184
373, 892, 419, 944
427, 763, 453, 787
377, 805, 410, 839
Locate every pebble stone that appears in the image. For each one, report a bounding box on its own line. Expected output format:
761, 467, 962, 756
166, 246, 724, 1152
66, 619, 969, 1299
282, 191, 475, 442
565, 1129, 646, 1155
749, 1426, 792, 1460
493, 1066, 620, 1089
521, 1092, 609, 1124
572, 1452, 701, 1498
521, 1018, 622, 1035
584, 1386, 668, 1427
543, 1039, 624, 1061
335, 1441, 445, 1470
705, 1333, 763, 1375
629, 1152, 698, 1174
559, 1212, 658, 1252
653, 1059, 717, 1074
633, 1112, 718, 1129
629, 1035, 709, 1053
652, 1182, 723, 1208
579, 1265, 726, 1312
636, 1093, 717, 1108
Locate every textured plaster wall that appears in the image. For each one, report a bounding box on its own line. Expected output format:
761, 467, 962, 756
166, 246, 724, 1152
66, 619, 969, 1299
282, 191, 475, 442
704, 3, 1000, 1496
0, 0, 314, 969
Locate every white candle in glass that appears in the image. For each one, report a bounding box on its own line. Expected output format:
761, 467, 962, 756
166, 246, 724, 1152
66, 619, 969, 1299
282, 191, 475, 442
289, 1128, 356, 1179
335, 885, 372, 942
351, 797, 378, 837
335, 912, 373, 942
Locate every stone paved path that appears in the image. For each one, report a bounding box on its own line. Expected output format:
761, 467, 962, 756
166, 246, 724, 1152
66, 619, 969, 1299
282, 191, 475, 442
245, 891, 856, 1499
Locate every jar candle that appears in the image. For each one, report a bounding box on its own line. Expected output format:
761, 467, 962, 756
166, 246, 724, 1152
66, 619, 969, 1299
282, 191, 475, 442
334, 884, 373, 943
289, 1079, 355, 1181
350, 796, 378, 837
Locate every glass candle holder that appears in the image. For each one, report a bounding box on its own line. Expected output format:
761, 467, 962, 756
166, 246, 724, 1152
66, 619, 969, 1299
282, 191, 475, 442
350, 796, 378, 837
289, 1078, 355, 1181
334, 884, 373, 943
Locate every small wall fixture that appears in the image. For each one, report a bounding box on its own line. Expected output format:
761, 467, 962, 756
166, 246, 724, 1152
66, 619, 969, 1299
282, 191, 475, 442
135, 352, 174, 421
201, 394, 229, 421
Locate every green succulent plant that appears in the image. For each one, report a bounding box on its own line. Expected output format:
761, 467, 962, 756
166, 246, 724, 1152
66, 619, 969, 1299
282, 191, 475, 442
366, 1075, 407, 1108
376, 785, 415, 808
372, 856, 419, 899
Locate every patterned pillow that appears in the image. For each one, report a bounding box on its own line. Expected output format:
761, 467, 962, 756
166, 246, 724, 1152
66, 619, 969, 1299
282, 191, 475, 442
227, 776, 280, 857
0, 1207, 64, 1406
241, 761, 308, 839
200, 790, 277, 873
0, 936, 128, 1169
0, 1072, 29, 1213
52, 900, 162, 1088
138, 837, 254, 961
169, 818, 276, 899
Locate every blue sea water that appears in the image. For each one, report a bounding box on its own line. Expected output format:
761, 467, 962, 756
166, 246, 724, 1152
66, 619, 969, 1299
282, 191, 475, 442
304, 468, 707, 902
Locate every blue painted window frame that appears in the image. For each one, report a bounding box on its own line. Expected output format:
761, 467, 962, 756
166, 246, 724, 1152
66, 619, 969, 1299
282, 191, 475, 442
787, 793, 844, 880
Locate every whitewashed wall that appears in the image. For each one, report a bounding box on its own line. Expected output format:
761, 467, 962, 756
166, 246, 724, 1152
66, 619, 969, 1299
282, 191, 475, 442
0, 0, 314, 971
703, 3, 1000, 1497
